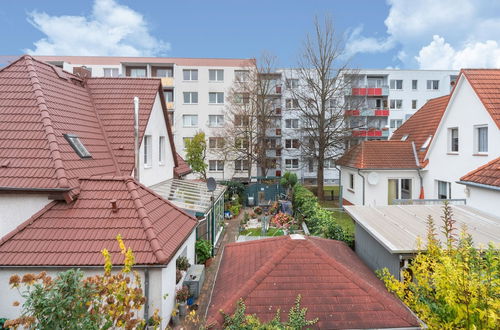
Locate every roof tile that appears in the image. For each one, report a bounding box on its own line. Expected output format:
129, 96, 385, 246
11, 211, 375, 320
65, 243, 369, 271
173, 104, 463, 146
460, 157, 500, 188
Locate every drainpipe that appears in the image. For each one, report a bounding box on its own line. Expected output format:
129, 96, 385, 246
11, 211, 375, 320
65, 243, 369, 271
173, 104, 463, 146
134, 97, 140, 181
144, 268, 149, 322
357, 169, 366, 205
335, 165, 342, 208
411, 141, 424, 199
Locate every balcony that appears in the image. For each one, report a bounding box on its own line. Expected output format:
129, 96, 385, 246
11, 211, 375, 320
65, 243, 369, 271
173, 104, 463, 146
352, 129, 382, 137
161, 77, 174, 87
345, 109, 390, 117
166, 102, 175, 110
349, 86, 389, 96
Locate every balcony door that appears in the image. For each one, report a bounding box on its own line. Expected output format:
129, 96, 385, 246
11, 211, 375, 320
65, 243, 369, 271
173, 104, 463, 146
388, 178, 412, 204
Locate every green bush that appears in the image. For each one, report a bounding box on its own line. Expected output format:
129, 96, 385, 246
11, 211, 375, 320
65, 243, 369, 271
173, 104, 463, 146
229, 204, 241, 217
195, 239, 212, 264
176, 256, 190, 271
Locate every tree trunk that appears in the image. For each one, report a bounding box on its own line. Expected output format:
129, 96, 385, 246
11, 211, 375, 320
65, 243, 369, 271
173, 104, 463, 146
317, 158, 325, 200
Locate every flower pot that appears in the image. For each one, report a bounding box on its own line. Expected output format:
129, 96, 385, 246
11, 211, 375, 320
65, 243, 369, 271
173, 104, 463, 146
204, 257, 213, 268
179, 302, 188, 317
171, 314, 180, 326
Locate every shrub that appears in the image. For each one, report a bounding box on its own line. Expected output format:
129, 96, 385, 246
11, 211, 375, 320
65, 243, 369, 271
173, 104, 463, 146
195, 239, 212, 264
176, 286, 190, 302
243, 212, 250, 224
253, 206, 263, 215
229, 204, 241, 217
176, 256, 190, 271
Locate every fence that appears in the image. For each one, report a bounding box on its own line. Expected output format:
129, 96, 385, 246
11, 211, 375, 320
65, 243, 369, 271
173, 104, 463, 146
392, 198, 467, 205
244, 182, 285, 206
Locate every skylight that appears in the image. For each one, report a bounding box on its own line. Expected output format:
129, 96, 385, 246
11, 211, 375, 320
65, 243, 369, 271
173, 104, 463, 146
420, 135, 433, 150
401, 134, 409, 141
64, 134, 92, 158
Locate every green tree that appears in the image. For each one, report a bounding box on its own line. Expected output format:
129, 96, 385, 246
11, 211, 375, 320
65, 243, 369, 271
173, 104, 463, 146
377, 203, 500, 330
280, 171, 298, 198
185, 131, 208, 180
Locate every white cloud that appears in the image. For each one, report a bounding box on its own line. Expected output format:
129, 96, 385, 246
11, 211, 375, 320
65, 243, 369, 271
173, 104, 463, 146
26, 0, 169, 56
344, 26, 395, 57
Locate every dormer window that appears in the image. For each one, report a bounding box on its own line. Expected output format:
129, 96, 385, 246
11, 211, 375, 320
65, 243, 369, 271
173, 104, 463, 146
64, 134, 92, 158
401, 134, 409, 141
420, 135, 432, 151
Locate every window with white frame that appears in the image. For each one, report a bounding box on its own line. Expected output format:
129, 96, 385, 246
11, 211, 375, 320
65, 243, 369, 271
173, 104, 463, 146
209, 69, 224, 81
159, 136, 165, 165
324, 159, 335, 169
387, 178, 412, 204
209, 92, 224, 104
164, 90, 173, 102
130, 68, 146, 77
234, 159, 249, 171
285, 119, 299, 128
103, 68, 119, 77
390, 119, 403, 129
349, 173, 354, 190
208, 115, 224, 127
143, 135, 152, 167
63, 134, 92, 158
286, 79, 299, 88
285, 158, 299, 169
448, 128, 459, 152
437, 180, 451, 199
183, 137, 193, 149
412, 79, 418, 90
209, 137, 224, 149
286, 99, 299, 109
183, 92, 198, 104
390, 99, 403, 109
285, 139, 300, 149
183, 69, 198, 81
234, 70, 249, 82
183, 115, 198, 127
235, 138, 249, 149
390, 79, 403, 90
427, 80, 439, 90
234, 115, 249, 127
209, 160, 224, 171
412, 100, 417, 109
155, 68, 173, 77
234, 93, 249, 104
307, 158, 314, 172
474, 125, 488, 153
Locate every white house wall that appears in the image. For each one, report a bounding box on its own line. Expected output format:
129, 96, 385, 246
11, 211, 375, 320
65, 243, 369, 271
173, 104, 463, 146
465, 186, 500, 216
424, 77, 500, 200
0, 194, 50, 239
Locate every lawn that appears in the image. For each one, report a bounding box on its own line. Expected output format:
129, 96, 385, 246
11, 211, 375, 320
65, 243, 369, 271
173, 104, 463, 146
239, 227, 284, 237
329, 210, 355, 238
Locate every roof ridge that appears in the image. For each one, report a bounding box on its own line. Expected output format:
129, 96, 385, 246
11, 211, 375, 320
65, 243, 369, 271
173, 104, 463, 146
214, 238, 297, 324
24, 56, 70, 189
124, 178, 169, 264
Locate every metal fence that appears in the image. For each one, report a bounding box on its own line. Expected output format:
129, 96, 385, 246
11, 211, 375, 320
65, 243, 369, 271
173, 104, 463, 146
392, 198, 467, 205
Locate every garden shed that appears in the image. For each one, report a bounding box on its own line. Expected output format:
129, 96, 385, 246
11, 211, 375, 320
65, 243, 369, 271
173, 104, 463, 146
345, 204, 500, 280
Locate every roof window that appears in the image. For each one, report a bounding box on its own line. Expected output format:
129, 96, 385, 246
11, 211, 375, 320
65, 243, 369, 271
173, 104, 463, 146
420, 135, 432, 150
64, 134, 92, 158
401, 134, 409, 141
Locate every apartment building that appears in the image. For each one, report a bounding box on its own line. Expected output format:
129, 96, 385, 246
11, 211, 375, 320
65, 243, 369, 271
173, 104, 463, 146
35, 55, 254, 181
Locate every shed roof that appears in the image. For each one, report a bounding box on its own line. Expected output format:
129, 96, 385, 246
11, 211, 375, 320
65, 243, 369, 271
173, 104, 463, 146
459, 157, 500, 189
345, 205, 500, 254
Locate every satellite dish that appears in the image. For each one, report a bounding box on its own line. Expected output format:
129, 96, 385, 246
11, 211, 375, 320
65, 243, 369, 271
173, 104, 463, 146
207, 177, 217, 192
367, 172, 379, 185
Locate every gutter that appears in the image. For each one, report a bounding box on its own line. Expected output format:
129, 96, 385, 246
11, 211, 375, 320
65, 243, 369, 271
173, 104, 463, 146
456, 180, 500, 192
357, 169, 366, 205
0, 187, 70, 193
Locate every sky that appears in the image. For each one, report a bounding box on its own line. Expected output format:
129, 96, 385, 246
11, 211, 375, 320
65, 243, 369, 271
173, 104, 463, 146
1, 0, 500, 69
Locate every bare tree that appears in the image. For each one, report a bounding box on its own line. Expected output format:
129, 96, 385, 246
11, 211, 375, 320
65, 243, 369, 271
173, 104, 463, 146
288, 16, 358, 200
215, 53, 281, 181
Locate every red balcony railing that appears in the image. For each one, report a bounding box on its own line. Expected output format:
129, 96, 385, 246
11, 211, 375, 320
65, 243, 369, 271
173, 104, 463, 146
352, 88, 382, 96
346, 109, 390, 116
352, 129, 382, 137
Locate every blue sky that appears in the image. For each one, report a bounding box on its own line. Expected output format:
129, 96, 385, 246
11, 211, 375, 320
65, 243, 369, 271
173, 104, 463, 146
1, 0, 500, 69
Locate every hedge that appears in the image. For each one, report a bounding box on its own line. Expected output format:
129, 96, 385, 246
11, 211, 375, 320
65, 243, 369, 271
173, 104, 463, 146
292, 184, 353, 247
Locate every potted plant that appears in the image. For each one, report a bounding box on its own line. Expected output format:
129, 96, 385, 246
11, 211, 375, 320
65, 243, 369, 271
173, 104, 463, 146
176, 256, 190, 272
176, 286, 190, 317
254, 206, 263, 215
195, 239, 212, 266
171, 303, 180, 326
176, 269, 182, 284
272, 212, 293, 235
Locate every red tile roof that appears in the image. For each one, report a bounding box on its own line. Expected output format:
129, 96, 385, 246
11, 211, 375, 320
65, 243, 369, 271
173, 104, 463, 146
462, 69, 500, 128
336, 141, 419, 169
207, 236, 421, 329
391, 95, 450, 164
174, 153, 191, 177
459, 157, 500, 188
0, 177, 196, 266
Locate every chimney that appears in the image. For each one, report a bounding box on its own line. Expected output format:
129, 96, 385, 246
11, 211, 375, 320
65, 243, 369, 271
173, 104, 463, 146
72, 66, 92, 80
134, 97, 140, 181
110, 199, 118, 213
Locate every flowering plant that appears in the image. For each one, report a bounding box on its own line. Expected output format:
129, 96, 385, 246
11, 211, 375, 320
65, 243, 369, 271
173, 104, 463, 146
271, 212, 293, 228
176, 286, 190, 302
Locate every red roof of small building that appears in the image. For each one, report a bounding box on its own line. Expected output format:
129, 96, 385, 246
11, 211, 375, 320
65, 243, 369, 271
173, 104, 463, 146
336, 140, 419, 169
174, 153, 192, 177
462, 69, 500, 128
207, 236, 421, 329
391, 95, 450, 164
0, 177, 196, 266
459, 157, 500, 188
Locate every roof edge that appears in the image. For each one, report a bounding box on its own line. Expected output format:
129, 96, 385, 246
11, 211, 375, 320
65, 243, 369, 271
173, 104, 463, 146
456, 180, 500, 191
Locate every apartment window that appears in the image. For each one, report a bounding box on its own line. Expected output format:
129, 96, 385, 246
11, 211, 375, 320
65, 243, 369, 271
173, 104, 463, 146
234, 115, 249, 127
388, 178, 412, 204
183, 137, 193, 149
427, 80, 439, 90
285, 139, 300, 149
130, 68, 146, 78
286, 99, 299, 109
412, 80, 418, 90
208, 115, 224, 127
143, 135, 152, 167
209, 160, 224, 171
183, 115, 198, 127
349, 173, 354, 190
63, 134, 92, 158
285, 159, 299, 169
235, 138, 249, 149
164, 90, 173, 102
209, 137, 225, 149
449, 128, 459, 152
390, 79, 403, 90
167, 112, 174, 126
308, 159, 314, 172
389, 119, 403, 129
234, 70, 249, 82
286, 79, 299, 88
234, 93, 250, 104
285, 119, 299, 128
412, 100, 417, 109
183, 69, 198, 81
209, 69, 224, 81
475, 125, 488, 153
324, 159, 335, 169
437, 180, 451, 199
159, 136, 165, 165
209, 92, 224, 104
390, 99, 403, 109
155, 68, 173, 77
103, 68, 119, 77
183, 92, 198, 104
234, 159, 249, 171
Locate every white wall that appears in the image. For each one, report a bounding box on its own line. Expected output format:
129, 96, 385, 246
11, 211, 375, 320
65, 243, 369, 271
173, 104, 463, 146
464, 186, 500, 216
139, 93, 175, 187
0, 194, 50, 238
424, 77, 500, 200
